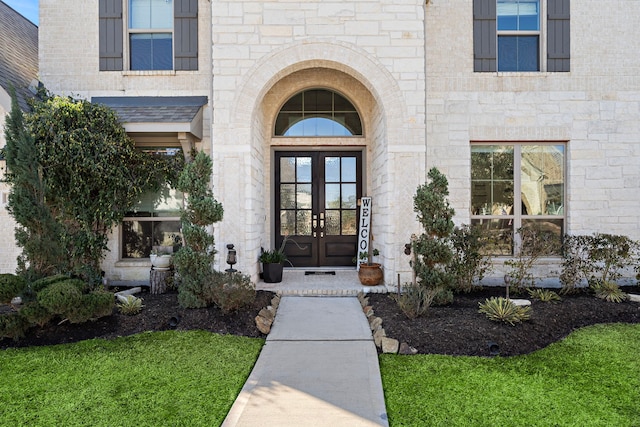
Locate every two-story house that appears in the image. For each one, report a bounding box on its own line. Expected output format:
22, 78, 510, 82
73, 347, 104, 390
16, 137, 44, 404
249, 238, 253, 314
2, 0, 639, 286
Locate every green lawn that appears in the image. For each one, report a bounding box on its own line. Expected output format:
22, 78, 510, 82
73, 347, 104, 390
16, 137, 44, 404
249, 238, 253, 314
380, 323, 640, 427
0, 331, 263, 427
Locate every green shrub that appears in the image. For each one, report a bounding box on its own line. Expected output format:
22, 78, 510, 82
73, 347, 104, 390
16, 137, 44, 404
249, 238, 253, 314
37, 279, 84, 315
394, 282, 437, 319
448, 224, 492, 293
0, 312, 30, 340
117, 295, 144, 315
592, 281, 628, 303
0, 274, 27, 303
67, 290, 114, 323
19, 301, 53, 327
478, 297, 531, 326
205, 272, 256, 313
505, 225, 560, 292
528, 288, 561, 303
30, 274, 71, 294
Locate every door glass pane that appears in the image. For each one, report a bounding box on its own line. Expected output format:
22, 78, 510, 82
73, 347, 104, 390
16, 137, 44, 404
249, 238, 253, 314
296, 211, 312, 236
326, 210, 340, 235
296, 157, 311, 182
297, 184, 312, 209
280, 184, 295, 209
280, 157, 296, 182
521, 145, 564, 215
342, 210, 357, 235
325, 157, 340, 182
280, 210, 296, 236
325, 184, 341, 209
341, 184, 357, 209
341, 157, 356, 182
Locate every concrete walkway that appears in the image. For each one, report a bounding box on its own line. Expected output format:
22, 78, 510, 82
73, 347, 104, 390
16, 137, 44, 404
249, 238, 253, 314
222, 296, 389, 427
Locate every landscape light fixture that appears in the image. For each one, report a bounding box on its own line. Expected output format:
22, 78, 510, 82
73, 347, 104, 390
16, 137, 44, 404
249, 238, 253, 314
226, 244, 237, 273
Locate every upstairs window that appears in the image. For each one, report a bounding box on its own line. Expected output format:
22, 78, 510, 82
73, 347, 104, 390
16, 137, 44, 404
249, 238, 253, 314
497, 0, 540, 71
99, 0, 198, 71
473, 0, 570, 72
274, 89, 363, 137
129, 0, 173, 70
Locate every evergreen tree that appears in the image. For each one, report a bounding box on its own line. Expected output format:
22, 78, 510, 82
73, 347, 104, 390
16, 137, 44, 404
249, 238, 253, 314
4, 91, 64, 279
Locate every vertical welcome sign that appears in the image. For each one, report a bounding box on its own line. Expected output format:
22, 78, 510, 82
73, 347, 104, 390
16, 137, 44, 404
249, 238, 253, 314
357, 197, 372, 271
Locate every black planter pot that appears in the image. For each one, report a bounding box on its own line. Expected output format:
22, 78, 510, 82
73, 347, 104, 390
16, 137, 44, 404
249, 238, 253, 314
262, 262, 284, 283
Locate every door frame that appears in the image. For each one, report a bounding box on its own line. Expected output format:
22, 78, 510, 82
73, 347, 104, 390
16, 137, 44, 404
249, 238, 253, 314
272, 148, 365, 268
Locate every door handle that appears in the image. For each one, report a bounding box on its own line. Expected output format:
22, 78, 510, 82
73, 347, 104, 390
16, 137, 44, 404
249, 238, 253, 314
319, 212, 325, 229
312, 214, 318, 237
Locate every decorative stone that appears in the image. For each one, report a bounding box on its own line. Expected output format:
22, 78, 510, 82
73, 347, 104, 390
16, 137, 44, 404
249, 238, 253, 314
258, 307, 275, 322
373, 328, 386, 347
628, 294, 640, 303
509, 299, 531, 306
114, 287, 142, 299
381, 337, 400, 354
399, 342, 418, 355
255, 315, 273, 334
362, 305, 373, 317
271, 295, 281, 309
370, 317, 383, 331
10, 297, 22, 305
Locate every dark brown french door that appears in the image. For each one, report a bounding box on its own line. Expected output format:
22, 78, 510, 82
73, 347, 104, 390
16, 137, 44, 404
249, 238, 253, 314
275, 151, 362, 267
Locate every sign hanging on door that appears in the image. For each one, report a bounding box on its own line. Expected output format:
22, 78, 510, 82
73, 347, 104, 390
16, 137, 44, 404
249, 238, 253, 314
357, 197, 372, 271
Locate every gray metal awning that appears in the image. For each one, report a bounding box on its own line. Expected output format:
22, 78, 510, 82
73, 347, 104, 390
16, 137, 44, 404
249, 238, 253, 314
91, 96, 208, 140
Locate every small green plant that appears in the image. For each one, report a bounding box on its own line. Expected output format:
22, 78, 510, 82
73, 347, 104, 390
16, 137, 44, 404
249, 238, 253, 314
258, 249, 287, 264
448, 224, 492, 293
592, 281, 628, 303
204, 272, 256, 313
478, 297, 531, 325
504, 225, 560, 292
117, 295, 144, 315
528, 288, 561, 303
394, 282, 437, 319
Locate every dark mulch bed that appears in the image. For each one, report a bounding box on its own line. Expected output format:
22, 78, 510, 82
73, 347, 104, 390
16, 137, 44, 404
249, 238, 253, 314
2, 286, 639, 357
368, 286, 640, 357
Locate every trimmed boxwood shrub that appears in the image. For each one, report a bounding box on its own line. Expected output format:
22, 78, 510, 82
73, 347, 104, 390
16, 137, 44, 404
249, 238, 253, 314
30, 274, 71, 294
0, 274, 27, 303
19, 301, 53, 327
0, 312, 30, 340
37, 279, 84, 315
67, 290, 114, 323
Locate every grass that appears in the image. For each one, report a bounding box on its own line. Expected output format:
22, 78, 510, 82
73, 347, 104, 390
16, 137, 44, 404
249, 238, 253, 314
0, 331, 263, 427
380, 323, 640, 427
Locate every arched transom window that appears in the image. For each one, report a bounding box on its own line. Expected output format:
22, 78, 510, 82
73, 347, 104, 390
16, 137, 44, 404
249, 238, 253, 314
274, 89, 363, 137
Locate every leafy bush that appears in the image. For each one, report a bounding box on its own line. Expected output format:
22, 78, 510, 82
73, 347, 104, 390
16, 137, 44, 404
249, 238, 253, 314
0, 274, 27, 303
561, 233, 638, 295
478, 297, 531, 326
448, 225, 492, 293
394, 282, 437, 319
528, 288, 561, 303
30, 274, 71, 294
204, 272, 256, 313
117, 295, 144, 315
592, 281, 628, 303
18, 301, 52, 327
37, 279, 84, 315
504, 225, 560, 292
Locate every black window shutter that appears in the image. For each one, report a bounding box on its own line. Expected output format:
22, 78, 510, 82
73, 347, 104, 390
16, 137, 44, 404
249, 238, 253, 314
99, 0, 123, 71
174, 0, 198, 71
547, 0, 570, 72
473, 0, 497, 72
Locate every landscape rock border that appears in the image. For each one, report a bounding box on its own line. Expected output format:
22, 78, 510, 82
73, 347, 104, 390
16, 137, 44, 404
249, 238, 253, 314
254, 294, 281, 334
357, 292, 417, 355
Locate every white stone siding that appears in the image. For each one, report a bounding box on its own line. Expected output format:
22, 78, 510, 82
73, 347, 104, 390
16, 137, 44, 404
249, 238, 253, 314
426, 0, 640, 245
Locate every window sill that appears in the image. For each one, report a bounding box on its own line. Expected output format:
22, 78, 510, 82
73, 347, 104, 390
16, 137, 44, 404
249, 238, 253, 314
123, 70, 176, 76
115, 259, 151, 268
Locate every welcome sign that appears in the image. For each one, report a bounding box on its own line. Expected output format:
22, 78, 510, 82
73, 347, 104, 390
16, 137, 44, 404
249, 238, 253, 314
357, 197, 372, 271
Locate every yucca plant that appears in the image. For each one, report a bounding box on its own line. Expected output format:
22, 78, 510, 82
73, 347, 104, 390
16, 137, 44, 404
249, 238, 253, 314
592, 281, 628, 303
528, 288, 561, 303
117, 295, 144, 315
478, 297, 531, 326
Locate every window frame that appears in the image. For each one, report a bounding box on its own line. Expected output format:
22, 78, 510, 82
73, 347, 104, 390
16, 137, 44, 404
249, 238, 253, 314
126, 0, 174, 71
470, 142, 567, 256
497, 0, 545, 72
120, 145, 183, 260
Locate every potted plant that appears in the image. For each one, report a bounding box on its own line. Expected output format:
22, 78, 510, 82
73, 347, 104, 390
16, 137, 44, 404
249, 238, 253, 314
358, 248, 383, 286
259, 247, 286, 283
150, 247, 173, 270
